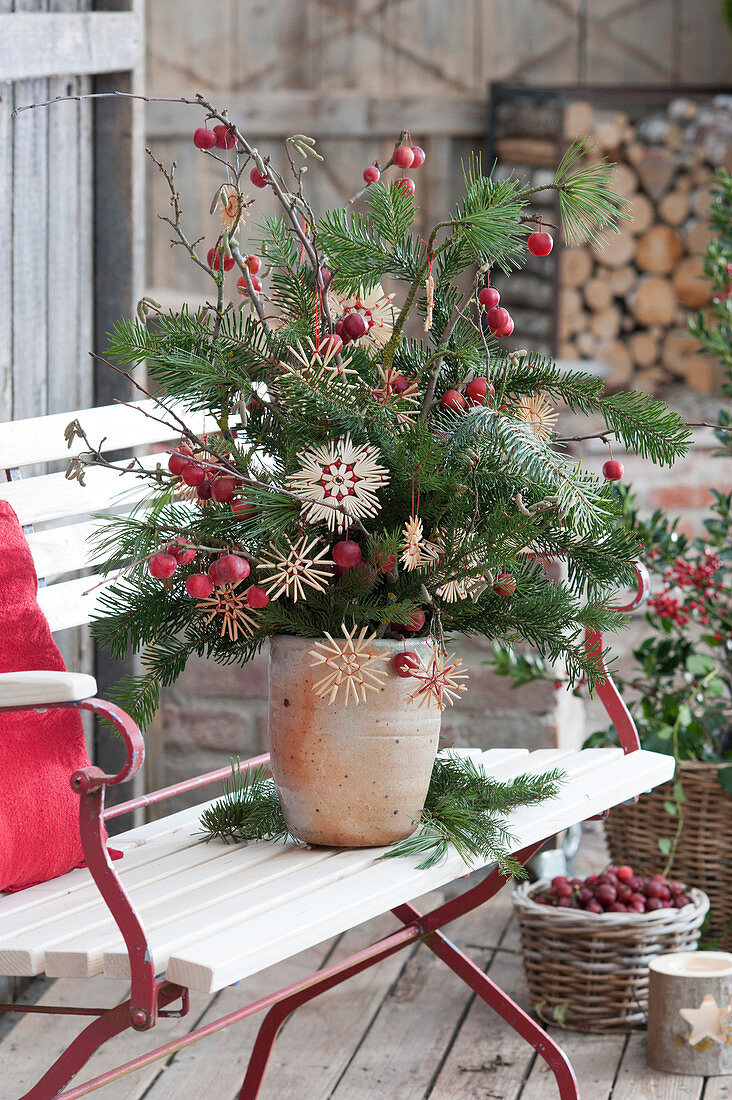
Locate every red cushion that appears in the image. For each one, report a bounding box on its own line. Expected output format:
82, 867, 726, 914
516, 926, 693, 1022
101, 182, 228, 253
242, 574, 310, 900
0, 501, 109, 891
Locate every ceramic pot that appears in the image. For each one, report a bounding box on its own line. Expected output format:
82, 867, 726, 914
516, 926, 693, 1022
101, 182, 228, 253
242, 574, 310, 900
267, 634, 441, 847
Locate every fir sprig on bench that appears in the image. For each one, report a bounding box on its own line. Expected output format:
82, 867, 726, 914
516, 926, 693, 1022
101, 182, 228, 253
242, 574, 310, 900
199, 755, 563, 874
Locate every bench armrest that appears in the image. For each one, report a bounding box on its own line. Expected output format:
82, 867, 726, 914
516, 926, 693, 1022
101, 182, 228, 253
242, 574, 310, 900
0, 669, 98, 708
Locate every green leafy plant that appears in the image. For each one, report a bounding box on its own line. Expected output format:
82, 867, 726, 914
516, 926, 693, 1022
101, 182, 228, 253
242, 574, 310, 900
68, 95, 690, 726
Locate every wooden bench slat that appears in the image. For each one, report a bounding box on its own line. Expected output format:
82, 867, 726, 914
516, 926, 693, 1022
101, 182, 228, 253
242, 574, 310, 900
0, 399, 213, 469
102, 748, 635, 987
162, 748, 674, 994
25, 519, 100, 579
0, 455, 164, 526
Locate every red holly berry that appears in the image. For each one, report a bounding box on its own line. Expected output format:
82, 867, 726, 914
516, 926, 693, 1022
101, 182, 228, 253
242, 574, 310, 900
318, 333, 343, 358
410, 146, 426, 167
477, 286, 500, 309
237, 274, 263, 296
231, 497, 255, 519
167, 538, 196, 566
148, 553, 178, 579
196, 481, 213, 501
493, 573, 516, 596
466, 377, 494, 406
392, 374, 413, 394
181, 463, 206, 487
246, 585, 270, 608
209, 553, 250, 586
495, 316, 514, 338
528, 231, 554, 257
211, 476, 238, 503
186, 573, 214, 598
486, 306, 510, 333
394, 177, 416, 197
342, 312, 368, 340
250, 166, 268, 188
374, 552, 396, 573
602, 459, 624, 481
207, 247, 235, 272
393, 651, 421, 677
168, 446, 193, 476
213, 124, 237, 150
193, 127, 217, 150
392, 146, 414, 169
401, 610, 426, 632
245, 254, 261, 275
332, 540, 363, 569
363, 165, 380, 184
440, 389, 468, 413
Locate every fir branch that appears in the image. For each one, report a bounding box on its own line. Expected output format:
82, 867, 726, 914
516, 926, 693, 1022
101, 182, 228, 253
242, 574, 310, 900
198, 752, 564, 873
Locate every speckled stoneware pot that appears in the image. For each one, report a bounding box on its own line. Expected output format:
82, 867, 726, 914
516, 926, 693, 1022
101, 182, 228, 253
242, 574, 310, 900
267, 634, 441, 847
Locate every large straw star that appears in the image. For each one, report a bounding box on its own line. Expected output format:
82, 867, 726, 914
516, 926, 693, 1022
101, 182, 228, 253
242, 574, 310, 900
679, 993, 732, 1045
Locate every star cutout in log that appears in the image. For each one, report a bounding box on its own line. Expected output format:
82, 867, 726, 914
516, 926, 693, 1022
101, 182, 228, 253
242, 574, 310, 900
679, 993, 732, 1046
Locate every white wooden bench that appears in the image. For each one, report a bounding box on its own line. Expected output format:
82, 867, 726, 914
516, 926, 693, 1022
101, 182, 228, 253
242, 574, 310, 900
0, 401, 675, 1100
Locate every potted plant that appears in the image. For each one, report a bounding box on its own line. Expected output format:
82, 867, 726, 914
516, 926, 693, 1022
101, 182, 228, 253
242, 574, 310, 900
496, 171, 732, 941
71, 95, 690, 851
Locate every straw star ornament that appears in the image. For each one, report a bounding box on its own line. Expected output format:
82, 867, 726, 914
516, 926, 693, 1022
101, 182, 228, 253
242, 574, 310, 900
309, 623, 390, 706
408, 649, 469, 710
400, 515, 443, 572
289, 435, 389, 533
286, 337, 358, 383
257, 535, 334, 602
196, 582, 259, 642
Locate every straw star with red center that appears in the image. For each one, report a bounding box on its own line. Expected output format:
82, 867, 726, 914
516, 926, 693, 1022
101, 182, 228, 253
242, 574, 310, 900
408, 649, 469, 710
309, 623, 390, 706
196, 581, 259, 642
289, 435, 389, 533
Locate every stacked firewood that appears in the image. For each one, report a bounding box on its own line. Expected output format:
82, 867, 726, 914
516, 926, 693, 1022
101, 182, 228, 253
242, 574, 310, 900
492, 93, 732, 394
557, 97, 731, 393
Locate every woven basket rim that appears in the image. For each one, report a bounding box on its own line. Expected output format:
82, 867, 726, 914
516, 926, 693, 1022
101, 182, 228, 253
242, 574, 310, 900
513, 879, 710, 926
673, 759, 731, 773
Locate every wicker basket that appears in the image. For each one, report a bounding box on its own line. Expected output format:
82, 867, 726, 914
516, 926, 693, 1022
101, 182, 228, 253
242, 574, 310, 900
604, 760, 732, 948
513, 881, 709, 1031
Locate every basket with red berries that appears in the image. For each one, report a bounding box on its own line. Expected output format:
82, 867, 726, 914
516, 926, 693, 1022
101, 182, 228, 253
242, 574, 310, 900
513, 865, 709, 1031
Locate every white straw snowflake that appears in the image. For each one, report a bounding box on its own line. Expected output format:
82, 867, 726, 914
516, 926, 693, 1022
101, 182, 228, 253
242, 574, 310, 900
330, 283, 395, 349
257, 535, 334, 602
289, 435, 389, 532
408, 649, 469, 711
286, 337, 358, 383
196, 582, 259, 642
514, 395, 559, 441
400, 515, 443, 572
309, 623, 390, 706
435, 577, 469, 603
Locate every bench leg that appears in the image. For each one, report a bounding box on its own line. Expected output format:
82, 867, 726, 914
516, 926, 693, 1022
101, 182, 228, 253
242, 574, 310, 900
16, 983, 185, 1100
426, 924, 579, 1098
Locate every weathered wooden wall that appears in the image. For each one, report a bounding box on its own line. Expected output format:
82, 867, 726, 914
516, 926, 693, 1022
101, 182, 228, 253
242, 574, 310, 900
144, 0, 732, 297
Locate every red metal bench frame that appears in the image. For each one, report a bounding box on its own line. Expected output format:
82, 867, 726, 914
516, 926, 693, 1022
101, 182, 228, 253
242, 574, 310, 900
0, 563, 650, 1100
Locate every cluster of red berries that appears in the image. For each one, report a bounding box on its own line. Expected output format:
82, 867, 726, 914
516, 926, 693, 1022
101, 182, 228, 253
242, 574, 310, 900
534, 866, 692, 914
362, 143, 425, 197
205, 246, 263, 297
439, 376, 495, 414
647, 550, 722, 627
193, 125, 237, 151
476, 285, 515, 339
168, 446, 243, 504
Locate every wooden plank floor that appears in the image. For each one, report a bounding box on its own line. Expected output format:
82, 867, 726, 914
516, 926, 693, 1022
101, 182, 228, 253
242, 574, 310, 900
0, 824, 717, 1100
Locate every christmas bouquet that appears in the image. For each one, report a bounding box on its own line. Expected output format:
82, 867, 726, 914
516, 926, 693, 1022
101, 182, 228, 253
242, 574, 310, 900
68, 96, 692, 852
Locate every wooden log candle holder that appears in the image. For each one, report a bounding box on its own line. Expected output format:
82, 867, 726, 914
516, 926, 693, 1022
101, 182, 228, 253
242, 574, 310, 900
648, 952, 732, 1076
